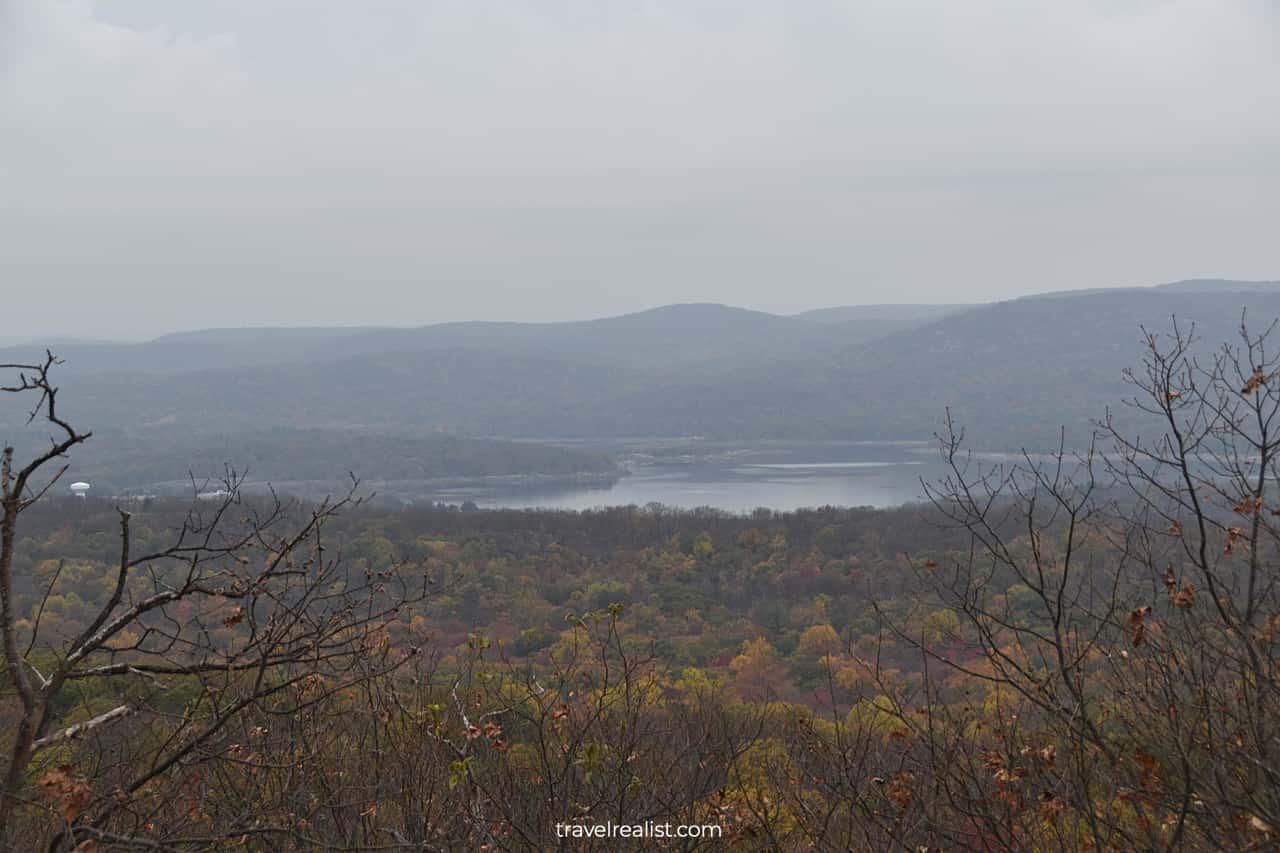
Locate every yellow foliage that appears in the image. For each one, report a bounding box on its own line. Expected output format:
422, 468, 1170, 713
798, 624, 841, 657
845, 695, 900, 736
675, 666, 721, 696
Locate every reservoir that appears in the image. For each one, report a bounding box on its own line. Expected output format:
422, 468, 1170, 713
420, 441, 946, 512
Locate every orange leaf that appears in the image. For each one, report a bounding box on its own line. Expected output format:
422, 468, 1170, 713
37, 764, 92, 823
1242, 371, 1269, 395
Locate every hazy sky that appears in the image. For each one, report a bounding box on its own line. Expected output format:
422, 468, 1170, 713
2, 0, 1278, 339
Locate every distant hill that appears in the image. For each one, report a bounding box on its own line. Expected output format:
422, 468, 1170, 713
805, 284, 1280, 446
792, 303, 969, 325
2, 279, 1279, 490
0, 302, 945, 378
1154, 278, 1280, 294
0, 327, 386, 375
1023, 278, 1280, 301
790, 304, 972, 356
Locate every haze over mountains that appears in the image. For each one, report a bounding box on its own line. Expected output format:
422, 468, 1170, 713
1, 279, 1276, 495
0, 302, 963, 376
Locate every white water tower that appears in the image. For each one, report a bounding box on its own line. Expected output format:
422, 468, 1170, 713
70, 481, 90, 499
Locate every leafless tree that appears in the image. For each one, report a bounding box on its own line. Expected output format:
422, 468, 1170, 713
0, 355, 430, 851
835, 318, 1280, 850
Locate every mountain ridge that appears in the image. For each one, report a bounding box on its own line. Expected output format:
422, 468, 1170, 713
3, 278, 1280, 494
7, 275, 1269, 361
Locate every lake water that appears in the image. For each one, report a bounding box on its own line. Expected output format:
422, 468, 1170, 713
424, 442, 949, 512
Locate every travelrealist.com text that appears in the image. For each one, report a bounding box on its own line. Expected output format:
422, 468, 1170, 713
555, 821, 723, 840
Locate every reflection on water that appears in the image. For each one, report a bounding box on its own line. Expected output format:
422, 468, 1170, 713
424, 442, 947, 512
736, 462, 922, 470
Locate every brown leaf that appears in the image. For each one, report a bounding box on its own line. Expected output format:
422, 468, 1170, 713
1234, 495, 1264, 515
1161, 566, 1177, 590
1171, 583, 1196, 609
1242, 371, 1269, 396
1134, 750, 1160, 791
886, 772, 914, 810
37, 764, 92, 823
1038, 791, 1063, 822
1166, 520, 1182, 535
1262, 613, 1280, 645
1224, 525, 1246, 555
222, 606, 245, 629
1124, 607, 1151, 647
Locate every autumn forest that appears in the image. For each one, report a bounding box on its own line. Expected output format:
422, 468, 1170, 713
0, 315, 1277, 852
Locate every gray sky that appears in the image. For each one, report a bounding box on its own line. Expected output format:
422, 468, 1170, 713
2, 0, 1277, 339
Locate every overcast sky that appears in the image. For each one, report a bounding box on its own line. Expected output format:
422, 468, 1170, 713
2, 0, 1277, 339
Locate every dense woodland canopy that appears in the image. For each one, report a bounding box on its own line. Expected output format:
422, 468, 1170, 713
2, 314, 1280, 850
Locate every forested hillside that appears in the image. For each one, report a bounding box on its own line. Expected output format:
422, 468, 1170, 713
3, 317, 1279, 849
3, 280, 1271, 445
2, 280, 1277, 496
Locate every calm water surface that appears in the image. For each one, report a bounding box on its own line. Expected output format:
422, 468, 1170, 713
427, 442, 948, 512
